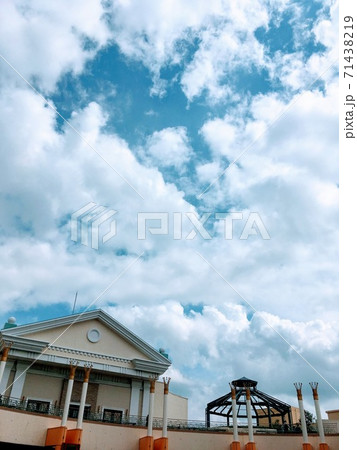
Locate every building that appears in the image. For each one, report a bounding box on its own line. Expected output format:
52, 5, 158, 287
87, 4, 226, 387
0, 311, 339, 449
0, 310, 188, 424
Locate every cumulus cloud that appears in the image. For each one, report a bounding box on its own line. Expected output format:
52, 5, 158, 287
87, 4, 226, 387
144, 127, 193, 171
0, 0, 110, 92
106, 301, 338, 419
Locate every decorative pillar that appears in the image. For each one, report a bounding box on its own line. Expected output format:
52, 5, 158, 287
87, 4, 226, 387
309, 382, 329, 450
139, 377, 156, 450
148, 377, 156, 436
46, 360, 78, 449
154, 377, 170, 450
142, 381, 150, 417
245, 386, 256, 450
162, 377, 170, 437
0, 362, 13, 395
130, 379, 142, 418
294, 382, 312, 450
0, 344, 11, 387
76, 364, 92, 429
9, 361, 30, 399
61, 361, 77, 427
230, 383, 240, 450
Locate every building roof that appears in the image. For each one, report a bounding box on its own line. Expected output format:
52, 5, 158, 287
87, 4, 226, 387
0, 309, 171, 378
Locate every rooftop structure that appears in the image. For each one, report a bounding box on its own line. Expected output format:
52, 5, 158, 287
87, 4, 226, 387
206, 377, 292, 428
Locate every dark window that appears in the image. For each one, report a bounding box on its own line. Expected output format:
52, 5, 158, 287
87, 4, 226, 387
27, 399, 50, 413
68, 404, 91, 419
102, 408, 123, 423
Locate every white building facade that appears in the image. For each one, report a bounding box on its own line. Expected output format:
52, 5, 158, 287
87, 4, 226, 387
0, 310, 187, 424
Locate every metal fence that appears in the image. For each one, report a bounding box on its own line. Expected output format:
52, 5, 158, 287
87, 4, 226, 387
0, 396, 336, 434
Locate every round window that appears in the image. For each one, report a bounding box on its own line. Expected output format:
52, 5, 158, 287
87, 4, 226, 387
87, 328, 101, 343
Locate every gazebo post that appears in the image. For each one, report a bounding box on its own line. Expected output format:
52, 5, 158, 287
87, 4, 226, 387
206, 376, 292, 448
205, 408, 210, 428
309, 382, 329, 450
294, 382, 312, 450
267, 405, 272, 428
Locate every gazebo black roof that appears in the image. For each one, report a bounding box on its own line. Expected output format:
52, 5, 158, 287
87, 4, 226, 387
206, 377, 292, 428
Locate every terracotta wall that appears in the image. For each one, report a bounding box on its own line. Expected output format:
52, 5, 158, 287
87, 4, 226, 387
0, 408, 338, 450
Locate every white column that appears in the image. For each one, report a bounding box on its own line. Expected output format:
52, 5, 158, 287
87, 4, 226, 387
0, 346, 11, 390
230, 384, 239, 442
129, 380, 142, 417
0, 361, 6, 385
147, 378, 156, 437
10, 362, 30, 399
142, 381, 150, 417
76, 365, 92, 429
162, 377, 170, 438
245, 387, 254, 443
310, 383, 326, 444
294, 383, 309, 443
0, 363, 13, 395
61, 364, 77, 427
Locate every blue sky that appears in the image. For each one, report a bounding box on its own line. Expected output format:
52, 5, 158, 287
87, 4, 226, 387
0, 0, 339, 420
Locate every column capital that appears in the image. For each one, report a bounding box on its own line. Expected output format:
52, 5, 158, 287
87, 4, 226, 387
163, 377, 171, 394
83, 364, 92, 383
229, 383, 236, 400
294, 382, 303, 400
150, 378, 156, 393
309, 382, 319, 400
244, 385, 251, 401
68, 360, 78, 379
1, 343, 12, 362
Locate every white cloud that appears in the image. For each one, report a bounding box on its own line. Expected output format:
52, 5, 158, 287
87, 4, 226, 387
144, 127, 192, 171
106, 301, 338, 419
0, 0, 110, 92
181, 24, 266, 103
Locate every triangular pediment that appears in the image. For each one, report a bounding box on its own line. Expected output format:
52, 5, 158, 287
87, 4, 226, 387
2, 310, 170, 370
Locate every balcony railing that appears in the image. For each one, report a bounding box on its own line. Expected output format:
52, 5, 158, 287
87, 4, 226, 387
0, 396, 336, 434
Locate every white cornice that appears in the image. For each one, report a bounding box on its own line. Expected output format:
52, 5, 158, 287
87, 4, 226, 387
49, 345, 132, 364
0, 334, 48, 353
8, 348, 165, 379
132, 358, 170, 373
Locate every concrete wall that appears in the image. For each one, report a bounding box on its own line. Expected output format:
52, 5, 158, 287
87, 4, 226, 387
96, 384, 131, 414
21, 373, 63, 405
153, 381, 188, 420
327, 410, 339, 421
258, 406, 300, 427
0, 408, 338, 450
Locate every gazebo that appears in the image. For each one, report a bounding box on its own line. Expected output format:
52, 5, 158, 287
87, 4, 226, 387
206, 377, 292, 428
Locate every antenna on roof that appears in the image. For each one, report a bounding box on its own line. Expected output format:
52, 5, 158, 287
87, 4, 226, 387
72, 291, 78, 314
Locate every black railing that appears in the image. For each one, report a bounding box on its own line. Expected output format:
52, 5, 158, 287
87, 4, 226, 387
0, 396, 336, 434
